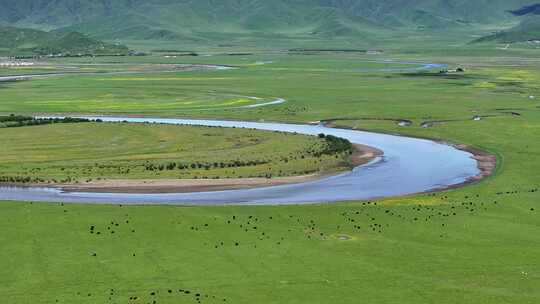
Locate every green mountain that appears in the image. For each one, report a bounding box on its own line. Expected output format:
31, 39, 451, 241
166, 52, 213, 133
509, 3, 540, 16
0, 25, 129, 55
473, 3, 540, 43
0, 26, 49, 49
0, 1, 537, 43
475, 17, 540, 43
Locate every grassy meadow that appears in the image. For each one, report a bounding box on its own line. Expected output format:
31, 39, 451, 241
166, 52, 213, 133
0, 46, 539, 303
0, 122, 351, 183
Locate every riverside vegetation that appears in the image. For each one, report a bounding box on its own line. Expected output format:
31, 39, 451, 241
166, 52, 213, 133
0, 117, 354, 185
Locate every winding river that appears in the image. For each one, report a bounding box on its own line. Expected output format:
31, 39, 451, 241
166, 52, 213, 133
0, 117, 480, 205
0, 60, 479, 205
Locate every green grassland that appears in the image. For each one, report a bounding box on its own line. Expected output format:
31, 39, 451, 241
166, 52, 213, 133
0, 122, 351, 183
0, 48, 539, 303
1, 196, 538, 304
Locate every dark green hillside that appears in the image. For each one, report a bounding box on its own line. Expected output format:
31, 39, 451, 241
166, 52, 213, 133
474, 16, 540, 43
474, 2, 540, 43
0, 26, 50, 49
0, 0, 535, 43
0, 25, 128, 55
510, 3, 540, 16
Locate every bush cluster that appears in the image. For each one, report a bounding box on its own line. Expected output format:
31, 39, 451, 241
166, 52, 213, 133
0, 114, 98, 129
144, 159, 269, 172
318, 134, 353, 156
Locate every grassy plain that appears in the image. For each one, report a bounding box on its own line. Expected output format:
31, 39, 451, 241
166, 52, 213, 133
0, 122, 351, 183
0, 46, 539, 303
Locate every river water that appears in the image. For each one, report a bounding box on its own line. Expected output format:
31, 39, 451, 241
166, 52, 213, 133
0, 117, 479, 205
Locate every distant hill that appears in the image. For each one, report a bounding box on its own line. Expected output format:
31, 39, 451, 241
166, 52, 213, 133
0, 26, 129, 55
0, 26, 49, 50
509, 3, 540, 16
474, 16, 540, 43
0, 0, 537, 43
473, 3, 540, 43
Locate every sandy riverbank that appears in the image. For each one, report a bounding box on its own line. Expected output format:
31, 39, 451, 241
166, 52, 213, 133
453, 144, 497, 181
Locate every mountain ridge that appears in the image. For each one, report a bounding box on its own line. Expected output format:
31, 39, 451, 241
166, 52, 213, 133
0, 1, 537, 44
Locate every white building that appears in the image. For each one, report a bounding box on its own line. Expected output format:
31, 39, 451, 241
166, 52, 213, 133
0, 60, 35, 68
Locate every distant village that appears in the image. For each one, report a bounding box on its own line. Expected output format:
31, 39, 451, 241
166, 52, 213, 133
0, 58, 36, 68
0, 50, 147, 68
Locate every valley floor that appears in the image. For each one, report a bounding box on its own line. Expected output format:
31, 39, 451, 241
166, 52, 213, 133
0, 46, 538, 303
